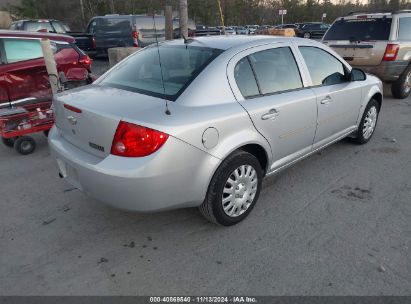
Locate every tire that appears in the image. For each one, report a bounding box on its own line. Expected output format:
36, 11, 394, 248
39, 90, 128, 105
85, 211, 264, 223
2, 137, 16, 148
304, 32, 311, 39
391, 65, 411, 99
352, 99, 379, 145
199, 150, 263, 226
14, 136, 36, 155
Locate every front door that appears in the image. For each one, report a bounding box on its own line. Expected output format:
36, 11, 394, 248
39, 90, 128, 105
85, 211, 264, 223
298, 46, 362, 146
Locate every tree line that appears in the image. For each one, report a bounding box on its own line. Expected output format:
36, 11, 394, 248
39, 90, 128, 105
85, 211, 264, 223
5, 0, 411, 30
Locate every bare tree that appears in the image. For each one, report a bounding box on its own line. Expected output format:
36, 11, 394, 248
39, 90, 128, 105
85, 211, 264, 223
179, 0, 188, 38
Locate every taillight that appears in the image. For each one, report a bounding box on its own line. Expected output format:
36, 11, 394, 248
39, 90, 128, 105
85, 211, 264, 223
79, 55, 93, 66
132, 31, 139, 47
111, 121, 168, 157
383, 44, 399, 61
92, 37, 96, 49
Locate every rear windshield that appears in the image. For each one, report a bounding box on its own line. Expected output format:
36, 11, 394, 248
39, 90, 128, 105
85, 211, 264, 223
324, 18, 392, 41
100, 45, 223, 101
99, 18, 131, 32
24, 21, 53, 32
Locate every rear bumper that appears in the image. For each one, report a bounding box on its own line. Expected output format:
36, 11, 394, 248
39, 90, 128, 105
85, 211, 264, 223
353, 61, 409, 82
48, 126, 220, 212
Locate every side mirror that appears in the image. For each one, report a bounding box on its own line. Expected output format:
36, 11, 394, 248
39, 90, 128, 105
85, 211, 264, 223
350, 68, 366, 81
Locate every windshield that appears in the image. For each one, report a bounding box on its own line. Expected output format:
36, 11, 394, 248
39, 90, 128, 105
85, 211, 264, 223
324, 18, 392, 41
51, 21, 67, 33
100, 45, 223, 101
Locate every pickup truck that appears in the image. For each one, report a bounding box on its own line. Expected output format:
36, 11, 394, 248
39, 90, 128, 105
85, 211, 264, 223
9, 19, 96, 57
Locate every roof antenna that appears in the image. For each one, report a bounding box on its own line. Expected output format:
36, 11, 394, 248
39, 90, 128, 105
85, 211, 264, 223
152, 6, 171, 116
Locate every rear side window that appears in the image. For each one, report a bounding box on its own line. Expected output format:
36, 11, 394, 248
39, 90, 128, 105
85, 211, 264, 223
100, 45, 222, 101
299, 46, 347, 86
3, 39, 43, 63
248, 47, 303, 95
398, 17, 411, 40
324, 18, 392, 41
234, 58, 259, 98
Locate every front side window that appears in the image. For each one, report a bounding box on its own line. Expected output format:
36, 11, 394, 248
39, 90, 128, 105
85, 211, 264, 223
248, 47, 303, 95
234, 58, 259, 98
398, 17, 411, 41
100, 45, 222, 101
3, 39, 43, 63
299, 46, 347, 86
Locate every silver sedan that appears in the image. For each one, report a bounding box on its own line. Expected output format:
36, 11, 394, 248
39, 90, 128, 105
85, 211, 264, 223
49, 36, 383, 226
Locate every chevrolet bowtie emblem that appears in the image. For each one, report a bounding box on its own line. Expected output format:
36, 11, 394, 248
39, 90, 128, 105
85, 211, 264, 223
67, 116, 77, 125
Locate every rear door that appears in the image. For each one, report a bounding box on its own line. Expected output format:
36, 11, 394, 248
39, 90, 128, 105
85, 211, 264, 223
228, 43, 318, 170
323, 16, 392, 66
296, 44, 362, 146
0, 37, 51, 108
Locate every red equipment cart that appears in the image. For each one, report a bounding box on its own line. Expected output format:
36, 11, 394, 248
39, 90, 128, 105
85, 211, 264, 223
0, 102, 54, 155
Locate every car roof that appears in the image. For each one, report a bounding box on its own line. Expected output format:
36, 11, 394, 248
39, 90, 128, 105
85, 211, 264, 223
163, 35, 311, 51
0, 30, 75, 43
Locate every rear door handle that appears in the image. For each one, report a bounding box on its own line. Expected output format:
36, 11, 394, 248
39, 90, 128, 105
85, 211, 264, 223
261, 109, 280, 120
320, 96, 333, 105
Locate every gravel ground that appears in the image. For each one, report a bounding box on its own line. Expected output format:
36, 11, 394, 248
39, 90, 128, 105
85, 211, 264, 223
0, 77, 410, 295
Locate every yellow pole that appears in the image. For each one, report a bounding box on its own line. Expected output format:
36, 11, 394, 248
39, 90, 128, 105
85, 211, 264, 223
217, 0, 226, 34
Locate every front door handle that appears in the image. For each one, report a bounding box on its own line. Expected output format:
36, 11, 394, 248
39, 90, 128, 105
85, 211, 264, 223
320, 95, 333, 105
261, 109, 280, 120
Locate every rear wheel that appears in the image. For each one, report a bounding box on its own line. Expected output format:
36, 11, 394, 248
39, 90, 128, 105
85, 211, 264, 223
14, 136, 36, 155
2, 137, 16, 148
391, 65, 411, 99
352, 99, 379, 145
199, 150, 263, 226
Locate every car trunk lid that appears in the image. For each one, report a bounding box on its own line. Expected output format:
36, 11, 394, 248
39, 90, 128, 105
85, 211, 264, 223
325, 40, 388, 65
53, 85, 166, 158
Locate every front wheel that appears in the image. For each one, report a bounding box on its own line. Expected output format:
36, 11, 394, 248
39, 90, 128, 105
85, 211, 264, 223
353, 99, 379, 145
199, 151, 263, 226
391, 65, 411, 99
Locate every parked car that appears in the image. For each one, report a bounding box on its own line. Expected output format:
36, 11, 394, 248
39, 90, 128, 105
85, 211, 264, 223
323, 10, 411, 99
9, 19, 96, 57
246, 25, 259, 35
296, 22, 328, 39
49, 36, 382, 226
236, 26, 249, 35
224, 27, 237, 35
275, 23, 299, 29
86, 15, 196, 56
0, 30, 93, 109
195, 25, 221, 37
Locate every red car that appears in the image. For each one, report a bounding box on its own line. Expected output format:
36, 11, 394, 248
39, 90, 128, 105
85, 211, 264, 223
0, 30, 93, 109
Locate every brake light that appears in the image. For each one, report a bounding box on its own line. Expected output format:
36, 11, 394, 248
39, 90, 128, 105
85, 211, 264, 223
92, 37, 96, 49
356, 15, 368, 19
132, 31, 139, 47
383, 44, 399, 61
79, 54, 92, 66
111, 121, 168, 157
64, 104, 82, 113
